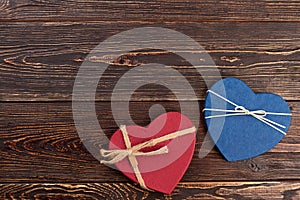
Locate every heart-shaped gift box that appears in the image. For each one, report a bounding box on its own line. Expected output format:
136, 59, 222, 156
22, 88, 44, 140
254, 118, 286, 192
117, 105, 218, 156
204, 78, 292, 161
101, 112, 196, 194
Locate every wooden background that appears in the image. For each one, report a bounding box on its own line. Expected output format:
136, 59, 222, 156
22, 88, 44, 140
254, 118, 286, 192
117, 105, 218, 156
0, 1, 300, 199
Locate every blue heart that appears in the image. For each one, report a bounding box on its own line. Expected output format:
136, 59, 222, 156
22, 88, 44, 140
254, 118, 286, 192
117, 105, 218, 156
204, 78, 292, 161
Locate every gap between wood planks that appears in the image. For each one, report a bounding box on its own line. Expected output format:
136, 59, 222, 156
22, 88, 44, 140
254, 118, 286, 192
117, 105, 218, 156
1, 19, 300, 23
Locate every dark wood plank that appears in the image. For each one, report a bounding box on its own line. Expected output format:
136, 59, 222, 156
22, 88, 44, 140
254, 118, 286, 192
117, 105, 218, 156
0, 1, 300, 22
1, 182, 300, 200
0, 101, 299, 183
0, 22, 300, 101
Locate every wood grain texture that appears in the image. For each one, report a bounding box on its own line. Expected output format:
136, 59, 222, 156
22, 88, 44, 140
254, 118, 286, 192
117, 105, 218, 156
0, 101, 299, 183
0, 22, 299, 101
1, 1, 300, 197
1, 182, 300, 200
0, 0, 300, 22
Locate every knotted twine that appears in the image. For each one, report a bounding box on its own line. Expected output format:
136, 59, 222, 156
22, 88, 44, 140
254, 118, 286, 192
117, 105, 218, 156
100, 125, 196, 190
203, 90, 292, 135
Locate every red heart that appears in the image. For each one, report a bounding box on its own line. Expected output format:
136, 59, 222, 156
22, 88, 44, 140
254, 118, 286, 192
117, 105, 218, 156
108, 112, 196, 194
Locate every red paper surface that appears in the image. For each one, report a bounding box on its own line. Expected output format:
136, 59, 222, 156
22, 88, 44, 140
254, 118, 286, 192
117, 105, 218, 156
108, 112, 196, 194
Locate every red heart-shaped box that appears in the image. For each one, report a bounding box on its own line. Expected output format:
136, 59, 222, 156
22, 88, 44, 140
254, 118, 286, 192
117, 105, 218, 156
107, 112, 196, 194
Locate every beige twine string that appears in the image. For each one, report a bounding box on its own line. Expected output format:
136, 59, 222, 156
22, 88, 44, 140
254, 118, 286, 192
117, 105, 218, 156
100, 125, 196, 189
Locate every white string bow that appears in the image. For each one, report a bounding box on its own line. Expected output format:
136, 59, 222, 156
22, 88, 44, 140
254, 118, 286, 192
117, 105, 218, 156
203, 90, 291, 135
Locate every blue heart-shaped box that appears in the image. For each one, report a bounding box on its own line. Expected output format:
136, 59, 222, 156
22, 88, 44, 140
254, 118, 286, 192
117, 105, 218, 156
204, 78, 292, 161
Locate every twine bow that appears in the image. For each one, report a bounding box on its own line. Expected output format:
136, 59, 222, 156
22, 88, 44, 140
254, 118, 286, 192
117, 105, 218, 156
203, 90, 292, 135
100, 125, 196, 190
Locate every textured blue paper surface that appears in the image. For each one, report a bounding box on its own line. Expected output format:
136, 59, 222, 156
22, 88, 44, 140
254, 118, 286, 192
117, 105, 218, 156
204, 78, 292, 161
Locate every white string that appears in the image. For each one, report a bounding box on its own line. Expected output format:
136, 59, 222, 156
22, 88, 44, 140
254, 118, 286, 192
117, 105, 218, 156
203, 90, 292, 135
